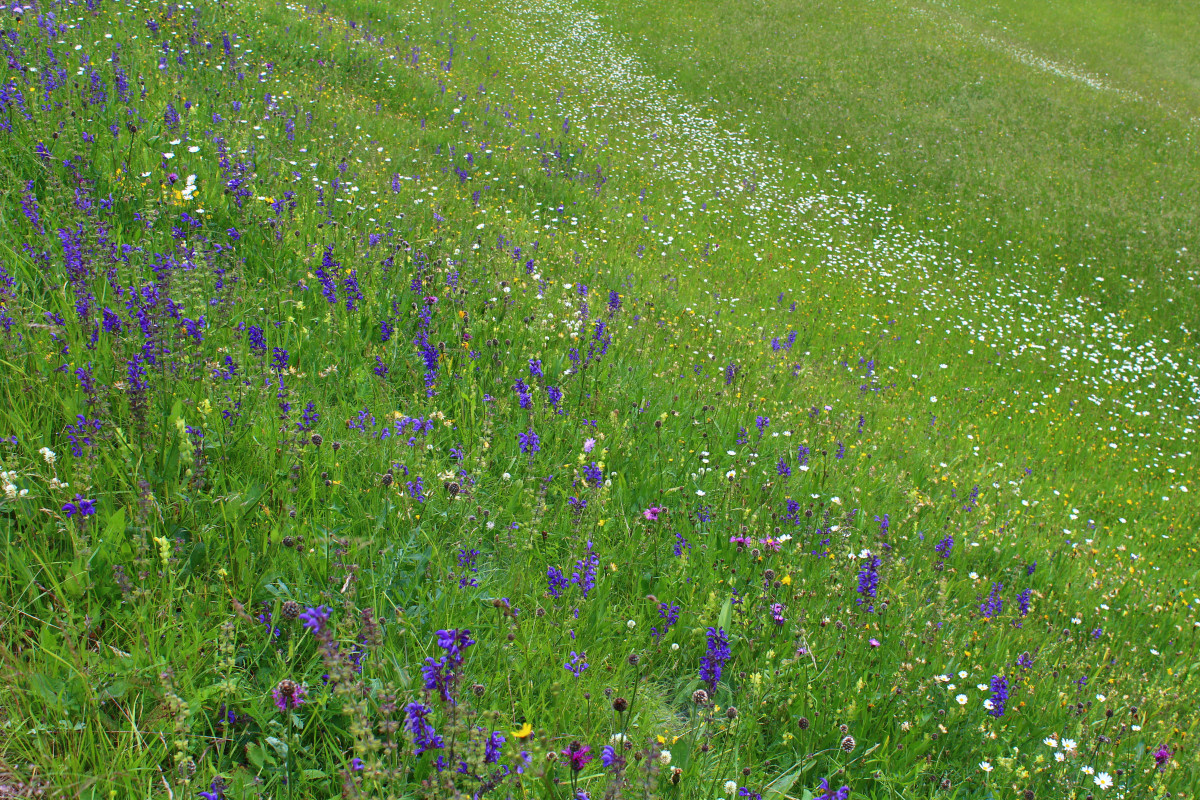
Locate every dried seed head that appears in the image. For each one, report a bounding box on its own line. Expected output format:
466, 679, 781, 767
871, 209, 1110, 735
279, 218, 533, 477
840, 735, 856, 753
692, 689, 710, 706
797, 716, 810, 730
612, 697, 629, 713
281, 600, 301, 621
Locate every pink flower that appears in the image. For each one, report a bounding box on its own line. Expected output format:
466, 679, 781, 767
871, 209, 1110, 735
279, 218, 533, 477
643, 506, 663, 521
583, 437, 596, 454
868, 638, 881, 648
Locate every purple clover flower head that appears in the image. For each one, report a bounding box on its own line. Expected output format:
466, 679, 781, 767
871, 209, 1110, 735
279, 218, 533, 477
1153, 743, 1172, 769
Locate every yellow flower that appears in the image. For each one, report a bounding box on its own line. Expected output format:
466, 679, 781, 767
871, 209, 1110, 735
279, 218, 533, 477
511, 722, 533, 739
781, 574, 792, 585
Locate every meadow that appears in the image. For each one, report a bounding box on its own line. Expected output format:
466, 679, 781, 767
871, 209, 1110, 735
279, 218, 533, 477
0, 0, 1196, 797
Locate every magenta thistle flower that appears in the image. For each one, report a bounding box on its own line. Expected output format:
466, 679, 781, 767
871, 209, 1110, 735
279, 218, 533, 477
561, 741, 592, 772
642, 506, 663, 521
272, 679, 307, 712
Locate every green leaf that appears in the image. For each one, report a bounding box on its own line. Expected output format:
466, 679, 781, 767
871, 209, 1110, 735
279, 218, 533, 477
301, 769, 327, 780
718, 596, 732, 631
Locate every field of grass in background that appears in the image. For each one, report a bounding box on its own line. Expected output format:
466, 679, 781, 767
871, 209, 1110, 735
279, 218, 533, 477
0, 0, 1195, 798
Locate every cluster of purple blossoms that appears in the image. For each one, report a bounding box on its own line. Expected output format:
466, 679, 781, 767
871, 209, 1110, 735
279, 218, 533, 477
517, 428, 540, 456
857, 556, 880, 612
988, 675, 1009, 717
422, 628, 475, 703
699, 627, 731, 691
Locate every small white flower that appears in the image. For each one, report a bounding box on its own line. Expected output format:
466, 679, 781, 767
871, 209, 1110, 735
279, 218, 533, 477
930, 396, 938, 403
956, 694, 968, 705
1043, 737, 1058, 748
670, 643, 679, 651
725, 469, 736, 480
979, 761, 992, 773
162, 151, 175, 159
1054, 752, 1065, 762
968, 571, 979, 580
958, 671, 969, 679
983, 700, 995, 711
626, 619, 636, 629
610, 733, 627, 744
976, 683, 989, 691
1062, 739, 1077, 751
1081, 765, 1094, 776
502, 472, 511, 481
39, 447, 56, 464
695, 490, 706, 497
659, 750, 672, 766
1094, 773, 1113, 790
724, 781, 738, 794
188, 145, 200, 153
1096, 694, 1107, 702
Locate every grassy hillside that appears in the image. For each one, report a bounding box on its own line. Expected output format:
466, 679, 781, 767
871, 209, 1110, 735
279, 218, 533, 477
0, 0, 1195, 797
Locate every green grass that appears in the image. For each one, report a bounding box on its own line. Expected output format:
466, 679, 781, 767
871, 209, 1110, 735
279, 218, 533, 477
0, 0, 1195, 797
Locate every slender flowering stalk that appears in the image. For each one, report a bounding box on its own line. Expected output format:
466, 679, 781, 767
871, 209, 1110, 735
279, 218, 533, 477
699, 627, 731, 691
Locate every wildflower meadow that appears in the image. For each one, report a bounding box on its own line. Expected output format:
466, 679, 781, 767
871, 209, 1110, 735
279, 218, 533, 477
0, 0, 1196, 797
